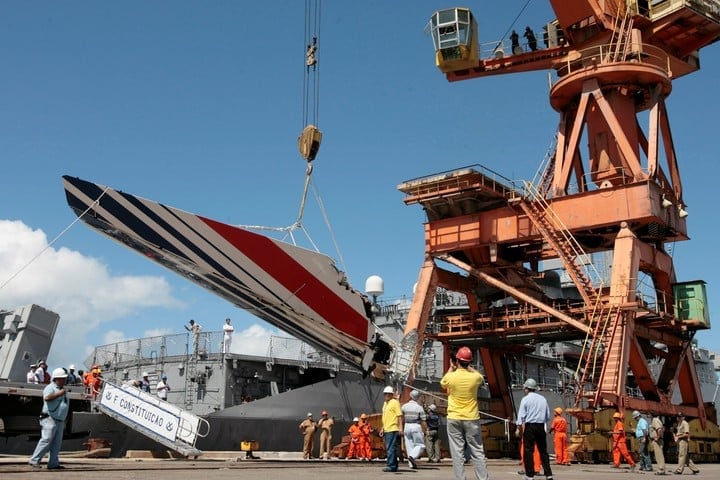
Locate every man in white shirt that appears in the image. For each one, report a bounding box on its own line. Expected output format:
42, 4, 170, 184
35, 360, 48, 384
222, 318, 234, 354
27, 364, 38, 383
156, 374, 170, 400
185, 319, 202, 357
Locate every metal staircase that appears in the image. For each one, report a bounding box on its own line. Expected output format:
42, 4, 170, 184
530, 134, 558, 199
592, 305, 632, 406
511, 185, 600, 307
609, 4, 635, 62
388, 329, 419, 383
98, 380, 209, 457
573, 304, 619, 406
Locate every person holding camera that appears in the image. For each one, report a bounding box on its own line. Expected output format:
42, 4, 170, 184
28, 368, 70, 469
440, 346, 489, 480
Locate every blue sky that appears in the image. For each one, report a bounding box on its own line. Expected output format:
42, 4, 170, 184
1, 2, 719, 370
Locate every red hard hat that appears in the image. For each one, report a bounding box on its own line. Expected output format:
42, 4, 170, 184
456, 346, 472, 362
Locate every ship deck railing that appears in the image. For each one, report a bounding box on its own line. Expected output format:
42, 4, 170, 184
87, 331, 350, 373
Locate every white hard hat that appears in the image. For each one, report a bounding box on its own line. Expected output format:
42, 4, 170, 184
142, 372, 149, 377
383, 386, 394, 394
353, 417, 359, 422
429, 404, 437, 411
51, 368, 68, 380
307, 412, 313, 417
69, 364, 76, 370
410, 389, 420, 400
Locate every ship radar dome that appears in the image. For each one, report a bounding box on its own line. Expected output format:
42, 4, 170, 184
365, 275, 384, 297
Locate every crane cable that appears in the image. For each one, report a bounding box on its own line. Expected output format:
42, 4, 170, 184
300, 0, 348, 276
239, 0, 348, 278
303, 0, 321, 129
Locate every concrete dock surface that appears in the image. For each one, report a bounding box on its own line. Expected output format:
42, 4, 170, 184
0, 453, 715, 479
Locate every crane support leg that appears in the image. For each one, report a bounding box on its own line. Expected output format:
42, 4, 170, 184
402, 257, 439, 387
596, 224, 706, 425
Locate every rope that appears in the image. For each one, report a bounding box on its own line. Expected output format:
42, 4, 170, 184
401, 382, 510, 423
0, 186, 110, 291
492, 0, 534, 52
311, 181, 348, 277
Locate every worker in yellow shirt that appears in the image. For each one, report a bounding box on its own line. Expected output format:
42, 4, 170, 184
379, 385, 403, 472
440, 346, 489, 480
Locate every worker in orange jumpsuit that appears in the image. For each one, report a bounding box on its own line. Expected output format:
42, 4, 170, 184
611, 412, 636, 470
519, 437, 541, 475
358, 413, 373, 460
83, 365, 103, 398
82, 365, 96, 389
346, 417, 362, 459
549, 407, 570, 465
91, 367, 104, 397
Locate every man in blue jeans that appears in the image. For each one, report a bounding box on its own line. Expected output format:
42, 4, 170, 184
379, 385, 403, 472
633, 410, 653, 471
29, 367, 70, 470
516, 378, 553, 480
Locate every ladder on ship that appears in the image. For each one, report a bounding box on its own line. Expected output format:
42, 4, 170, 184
97, 380, 209, 457
184, 357, 197, 409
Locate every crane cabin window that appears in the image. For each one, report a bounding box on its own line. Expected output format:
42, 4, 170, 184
429, 8, 474, 50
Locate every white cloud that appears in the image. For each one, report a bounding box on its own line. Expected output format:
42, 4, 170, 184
143, 327, 174, 338
0, 220, 184, 369
0, 220, 302, 374
102, 330, 128, 346
229, 324, 279, 356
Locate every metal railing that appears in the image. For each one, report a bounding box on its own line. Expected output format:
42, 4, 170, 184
553, 42, 671, 77
86, 331, 347, 372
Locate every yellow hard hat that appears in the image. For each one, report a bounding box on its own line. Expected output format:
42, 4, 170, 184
554, 407, 563, 415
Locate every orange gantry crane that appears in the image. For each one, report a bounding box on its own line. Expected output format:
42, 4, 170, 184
399, 1, 720, 425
